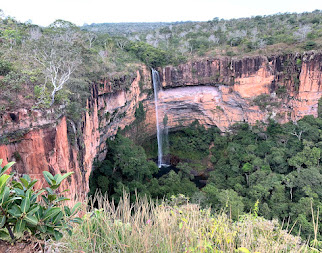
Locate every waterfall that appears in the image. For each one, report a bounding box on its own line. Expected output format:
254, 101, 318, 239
152, 69, 168, 168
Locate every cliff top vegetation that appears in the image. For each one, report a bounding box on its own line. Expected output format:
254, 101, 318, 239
84, 10, 322, 58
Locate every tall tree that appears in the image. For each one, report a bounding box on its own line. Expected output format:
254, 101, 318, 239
27, 20, 82, 106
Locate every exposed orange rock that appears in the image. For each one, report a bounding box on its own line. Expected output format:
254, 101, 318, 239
154, 52, 322, 132
0, 117, 86, 197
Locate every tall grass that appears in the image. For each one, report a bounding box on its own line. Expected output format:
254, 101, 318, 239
55, 193, 312, 253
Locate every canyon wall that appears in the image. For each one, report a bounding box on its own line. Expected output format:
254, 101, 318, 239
140, 52, 322, 137
0, 52, 321, 198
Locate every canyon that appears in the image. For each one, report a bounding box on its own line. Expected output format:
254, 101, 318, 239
0, 52, 321, 198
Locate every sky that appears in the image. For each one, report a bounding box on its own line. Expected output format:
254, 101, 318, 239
1, 0, 321, 26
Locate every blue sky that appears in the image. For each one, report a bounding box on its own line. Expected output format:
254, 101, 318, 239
1, 0, 321, 26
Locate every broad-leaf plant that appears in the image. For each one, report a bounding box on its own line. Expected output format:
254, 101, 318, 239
0, 159, 82, 241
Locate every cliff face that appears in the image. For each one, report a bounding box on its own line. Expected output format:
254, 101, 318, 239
0, 107, 99, 198
0, 52, 321, 198
0, 69, 148, 198
140, 52, 321, 134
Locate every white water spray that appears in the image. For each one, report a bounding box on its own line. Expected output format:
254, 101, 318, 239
152, 69, 163, 168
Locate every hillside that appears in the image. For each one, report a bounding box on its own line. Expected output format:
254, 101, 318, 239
125, 11, 322, 57
82, 21, 189, 35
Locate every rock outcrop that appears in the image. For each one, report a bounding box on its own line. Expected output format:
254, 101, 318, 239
0, 52, 321, 199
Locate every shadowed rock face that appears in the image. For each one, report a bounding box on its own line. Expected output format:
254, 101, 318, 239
0, 52, 321, 199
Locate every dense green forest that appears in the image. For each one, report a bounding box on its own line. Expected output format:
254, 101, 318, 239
91, 114, 322, 240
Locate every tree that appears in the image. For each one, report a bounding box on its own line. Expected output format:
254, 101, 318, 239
288, 145, 320, 171
115, 36, 129, 50
152, 170, 198, 199
318, 97, 322, 118
217, 189, 245, 220
84, 31, 97, 49
27, 20, 82, 106
284, 172, 296, 200
242, 162, 253, 186
293, 25, 312, 42
134, 102, 146, 122
269, 184, 289, 219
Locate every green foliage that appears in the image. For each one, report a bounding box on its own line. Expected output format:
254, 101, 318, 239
0, 159, 81, 242
253, 94, 280, 111
90, 10, 322, 59
149, 171, 198, 199
59, 192, 307, 253
124, 41, 173, 67
136, 116, 322, 241
303, 40, 317, 50
319, 97, 322, 118
89, 133, 158, 202
134, 101, 146, 123
0, 59, 13, 76
0, 15, 100, 112
89, 132, 200, 203
296, 58, 302, 67
276, 85, 287, 97
205, 117, 322, 240
168, 120, 220, 162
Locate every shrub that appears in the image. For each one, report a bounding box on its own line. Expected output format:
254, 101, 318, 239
0, 60, 13, 76
134, 101, 146, 122
0, 159, 82, 242
253, 94, 280, 111
296, 58, 302, 67
276, 85, 287, 97
124, 41, 173, 67
303, 41, 317, 50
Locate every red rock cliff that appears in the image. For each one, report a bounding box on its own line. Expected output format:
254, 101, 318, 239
140, 52, 322, 134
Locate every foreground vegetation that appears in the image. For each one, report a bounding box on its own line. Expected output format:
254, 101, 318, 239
0, 160, 81, 244
57, 193, 313, 253
2, 161, 317, 252
1, 162, 318, 252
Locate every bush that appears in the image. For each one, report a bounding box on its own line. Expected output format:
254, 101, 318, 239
0, 60, 13, 76
124, 41, 173, 67
0, 159, 82, 242
253, 94, 279, 111
134, 101, 146, 122
303, 41, 317, 50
